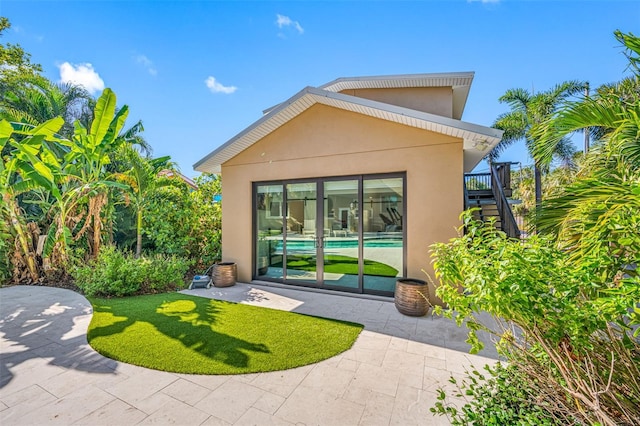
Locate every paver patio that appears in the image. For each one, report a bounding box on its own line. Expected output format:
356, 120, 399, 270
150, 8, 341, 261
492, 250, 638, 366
0, 284, 498, 425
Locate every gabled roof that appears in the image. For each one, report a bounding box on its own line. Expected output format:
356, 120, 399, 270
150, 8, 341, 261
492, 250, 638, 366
263, 72, 475, 119
319, 72, 475, 120
194, 84, 502, 174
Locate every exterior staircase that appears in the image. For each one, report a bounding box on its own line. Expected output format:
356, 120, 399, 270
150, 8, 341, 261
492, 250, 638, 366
464, 162, 520, 238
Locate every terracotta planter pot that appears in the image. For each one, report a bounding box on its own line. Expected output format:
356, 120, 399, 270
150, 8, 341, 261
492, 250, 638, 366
394, 278, 430, 316
213, 262, 237, 287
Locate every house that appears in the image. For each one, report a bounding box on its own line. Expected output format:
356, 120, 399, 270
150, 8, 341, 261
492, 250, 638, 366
194, 72, 504, 302
157, 169, 199, 191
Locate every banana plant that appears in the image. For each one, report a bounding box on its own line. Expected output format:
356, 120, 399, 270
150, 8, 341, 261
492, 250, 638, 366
0, 117, 64, 281
59, 88, 130, 257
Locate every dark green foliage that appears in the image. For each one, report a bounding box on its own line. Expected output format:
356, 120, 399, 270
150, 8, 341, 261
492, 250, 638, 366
431, 212, 640, 424
72, 246, 192, 297
0, 220, 11, 282
142, 174, 221, 268
431, 363, 563, 426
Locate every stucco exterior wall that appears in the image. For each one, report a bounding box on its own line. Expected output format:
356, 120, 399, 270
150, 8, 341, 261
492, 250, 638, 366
220, 104, 462, 303
338, 87, 453, 118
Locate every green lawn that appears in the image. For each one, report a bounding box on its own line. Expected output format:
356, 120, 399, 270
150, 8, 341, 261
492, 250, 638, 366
87, 293, 363, 375
276, 255, 398, 277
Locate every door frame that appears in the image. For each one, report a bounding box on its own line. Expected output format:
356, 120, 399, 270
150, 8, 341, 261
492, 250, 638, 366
252, 172, 406, 296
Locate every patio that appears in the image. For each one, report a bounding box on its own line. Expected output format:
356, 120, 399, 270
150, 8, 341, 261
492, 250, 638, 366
0, 284, 497, 425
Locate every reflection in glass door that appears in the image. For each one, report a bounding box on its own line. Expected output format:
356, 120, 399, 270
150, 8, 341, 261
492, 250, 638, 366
254, 174, 404, 296
255, 184, 284, 280
323, 180, 359, 290
284, 182, 318, 284
363, 177, 404, 293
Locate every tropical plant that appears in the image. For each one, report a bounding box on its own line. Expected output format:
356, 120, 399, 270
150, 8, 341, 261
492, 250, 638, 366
534, 31, 640, 266
114, 147, 178, 257
491, 81, 586, 205
1, 78, 91, 139
0, 117, 65, 281
430, 212, 640, 425
55, 88, 131, 260
430, 33, 640, 423
73, 245, 191, 297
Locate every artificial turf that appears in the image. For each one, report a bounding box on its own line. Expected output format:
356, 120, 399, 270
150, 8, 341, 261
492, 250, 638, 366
87, 292, 363, 375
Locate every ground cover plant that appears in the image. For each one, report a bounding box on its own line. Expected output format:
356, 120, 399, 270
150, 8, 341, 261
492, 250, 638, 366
73, 246, 191, 297
87, 292, 363, 374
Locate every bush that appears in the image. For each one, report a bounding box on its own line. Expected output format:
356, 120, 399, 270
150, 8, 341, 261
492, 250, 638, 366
430, 211, 640, 425
141, 174, 221, 269
432, 362, 565, 425
72, 246, 192, 297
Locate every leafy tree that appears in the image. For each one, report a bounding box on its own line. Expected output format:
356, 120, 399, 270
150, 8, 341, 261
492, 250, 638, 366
431, 212, 640, 425
142, 173, 221, 268
0, 17, 42, 94
491, 81, 585, 205
114, 147, 177, 257
431, 31, 640, 425
535, 31, 640, 266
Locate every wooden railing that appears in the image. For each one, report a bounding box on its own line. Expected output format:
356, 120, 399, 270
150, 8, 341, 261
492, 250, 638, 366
490, 164, 520, 239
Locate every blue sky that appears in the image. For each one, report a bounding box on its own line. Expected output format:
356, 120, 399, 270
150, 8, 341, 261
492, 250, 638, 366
2, 1, 638, 176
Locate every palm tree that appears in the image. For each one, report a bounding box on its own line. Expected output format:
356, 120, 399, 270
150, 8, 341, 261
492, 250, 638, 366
491, 81, 586, 205
0, 78, 91, 139
114, 147, 178, 257
536, 31, 640, 258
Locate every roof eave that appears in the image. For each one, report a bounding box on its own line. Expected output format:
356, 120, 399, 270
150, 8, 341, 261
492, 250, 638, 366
194, 86, 502, 174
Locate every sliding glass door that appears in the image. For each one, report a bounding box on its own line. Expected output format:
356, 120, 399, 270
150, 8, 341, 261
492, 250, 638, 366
284, 182, 318, 284
254, 174, 404, 296
322, 179, 359, 290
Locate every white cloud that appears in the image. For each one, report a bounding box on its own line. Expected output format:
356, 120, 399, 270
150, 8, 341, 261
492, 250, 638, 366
276, 14, 304, 35
467, 0, 500, 3
135, 54, 157, 76
205, 76, 237, 94
58, 62, 105, 94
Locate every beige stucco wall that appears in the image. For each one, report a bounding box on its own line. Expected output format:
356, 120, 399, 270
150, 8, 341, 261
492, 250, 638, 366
220, 104, 462, 303
338, 87, 453, 118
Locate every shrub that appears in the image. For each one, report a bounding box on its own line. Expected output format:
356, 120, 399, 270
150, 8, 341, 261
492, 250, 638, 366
73, 246, 192, 297
430, 211, 640, 425
141, 174, 221, 269
432, 362, 566, 425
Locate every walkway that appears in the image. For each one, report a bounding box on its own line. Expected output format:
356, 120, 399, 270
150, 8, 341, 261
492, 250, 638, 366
0, 284, 498, 425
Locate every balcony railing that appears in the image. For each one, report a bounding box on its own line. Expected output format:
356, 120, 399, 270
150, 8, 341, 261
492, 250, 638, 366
464, 172, 492, 191
463, 163, 520, 239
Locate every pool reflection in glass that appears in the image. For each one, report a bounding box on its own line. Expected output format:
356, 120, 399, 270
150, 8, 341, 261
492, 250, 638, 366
363, 177, 404, 293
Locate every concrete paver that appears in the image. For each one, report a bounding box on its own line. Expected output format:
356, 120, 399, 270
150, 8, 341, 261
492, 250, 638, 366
0, 284, 498, 425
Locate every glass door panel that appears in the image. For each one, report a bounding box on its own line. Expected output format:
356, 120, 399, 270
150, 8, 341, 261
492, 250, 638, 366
363, 177, 404, 293
256, 184, 284, 280
323, 180, 359, 290
285, 182, 318, 284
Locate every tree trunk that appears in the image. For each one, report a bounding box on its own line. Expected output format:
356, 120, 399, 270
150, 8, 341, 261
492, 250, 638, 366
534, 162, 543, 207
91, 192, 106, 258
7, 198, 39, 282
136, 208, 142, 258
